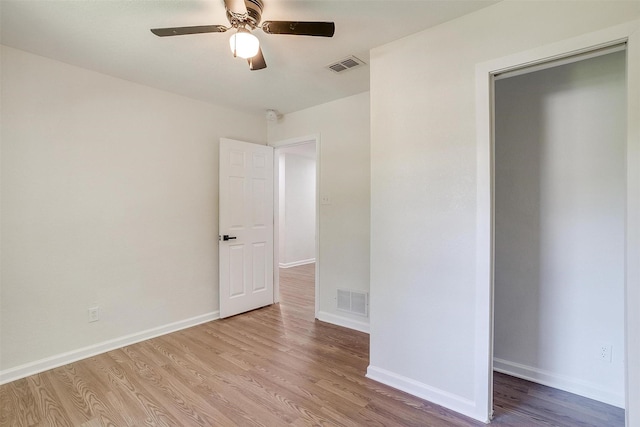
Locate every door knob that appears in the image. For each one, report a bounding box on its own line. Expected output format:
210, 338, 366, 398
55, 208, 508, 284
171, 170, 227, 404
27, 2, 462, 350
222, 234, 237, 241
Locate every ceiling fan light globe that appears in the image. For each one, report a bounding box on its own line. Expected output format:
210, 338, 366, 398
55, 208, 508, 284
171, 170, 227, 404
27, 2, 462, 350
229, 31, 260, 59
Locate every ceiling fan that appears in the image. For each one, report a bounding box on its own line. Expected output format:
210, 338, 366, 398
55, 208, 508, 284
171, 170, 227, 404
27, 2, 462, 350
150, 0, 335, 71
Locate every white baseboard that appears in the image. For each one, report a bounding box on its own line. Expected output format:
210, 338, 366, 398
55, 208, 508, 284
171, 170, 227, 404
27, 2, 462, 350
0, 311, 219, 385
366, 365, 486, 423
493, 357, 624, 408
316, 311, 369, 334
279, 258, 315, 269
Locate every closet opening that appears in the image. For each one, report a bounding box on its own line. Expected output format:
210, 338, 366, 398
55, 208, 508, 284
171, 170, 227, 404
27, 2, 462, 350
491, 46, 627, 424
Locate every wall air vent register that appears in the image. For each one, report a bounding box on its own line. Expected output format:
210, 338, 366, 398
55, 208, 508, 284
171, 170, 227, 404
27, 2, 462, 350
337, 289, 369, 316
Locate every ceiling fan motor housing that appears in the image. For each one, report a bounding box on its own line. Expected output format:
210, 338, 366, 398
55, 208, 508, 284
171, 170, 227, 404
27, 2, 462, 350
227, 0, 264, 29
245, 0, 264, 27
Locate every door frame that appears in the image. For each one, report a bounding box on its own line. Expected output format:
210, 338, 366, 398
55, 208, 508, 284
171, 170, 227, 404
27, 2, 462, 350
474, 21, 640, 424
271, 134, 320, 317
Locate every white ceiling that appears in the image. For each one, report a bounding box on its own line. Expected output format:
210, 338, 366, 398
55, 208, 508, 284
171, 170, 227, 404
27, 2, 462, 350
0, 0, 497, 115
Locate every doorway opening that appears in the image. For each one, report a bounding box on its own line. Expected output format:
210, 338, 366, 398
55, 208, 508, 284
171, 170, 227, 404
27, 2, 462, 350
491, 48, 626, 424
273, 136, 319, 317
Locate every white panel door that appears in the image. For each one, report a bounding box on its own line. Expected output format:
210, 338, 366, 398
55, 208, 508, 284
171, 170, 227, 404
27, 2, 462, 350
219, 138, 274, 318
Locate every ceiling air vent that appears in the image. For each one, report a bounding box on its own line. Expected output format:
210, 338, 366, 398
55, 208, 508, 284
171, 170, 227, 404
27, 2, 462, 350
326, 55, 366, 74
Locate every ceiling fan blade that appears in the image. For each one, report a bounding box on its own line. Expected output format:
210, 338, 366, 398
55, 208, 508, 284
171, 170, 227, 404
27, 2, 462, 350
150, 25, 227, 37
224, 0, 247, 15
261, 21, 335, 37
248, 47, 267, 70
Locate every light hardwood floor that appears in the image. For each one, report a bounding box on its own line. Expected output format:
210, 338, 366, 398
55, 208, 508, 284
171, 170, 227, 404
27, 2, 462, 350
0, 264, 625, 426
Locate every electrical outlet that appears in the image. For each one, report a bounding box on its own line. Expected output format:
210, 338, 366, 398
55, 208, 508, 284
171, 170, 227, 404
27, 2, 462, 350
88, 306, 100, 323
599, 343, 612, 363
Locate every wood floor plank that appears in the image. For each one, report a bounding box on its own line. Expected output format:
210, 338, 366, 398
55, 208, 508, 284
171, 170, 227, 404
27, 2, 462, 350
120, 345, 233, 426
60, 362, 128, 427
81, 355, 142, 427
102, 351, 182, 426
0, 263, 625, 426
44, 367, 94, 426
0, 378, 42, 427
26, 375, 73, 426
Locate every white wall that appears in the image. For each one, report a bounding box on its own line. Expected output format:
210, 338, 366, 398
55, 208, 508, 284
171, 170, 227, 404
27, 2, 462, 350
268, 92, 370, 332
494, 51, 626, 406
368, 1, 640, 422
0, 46, 266, 378
280, 153, 316, 267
